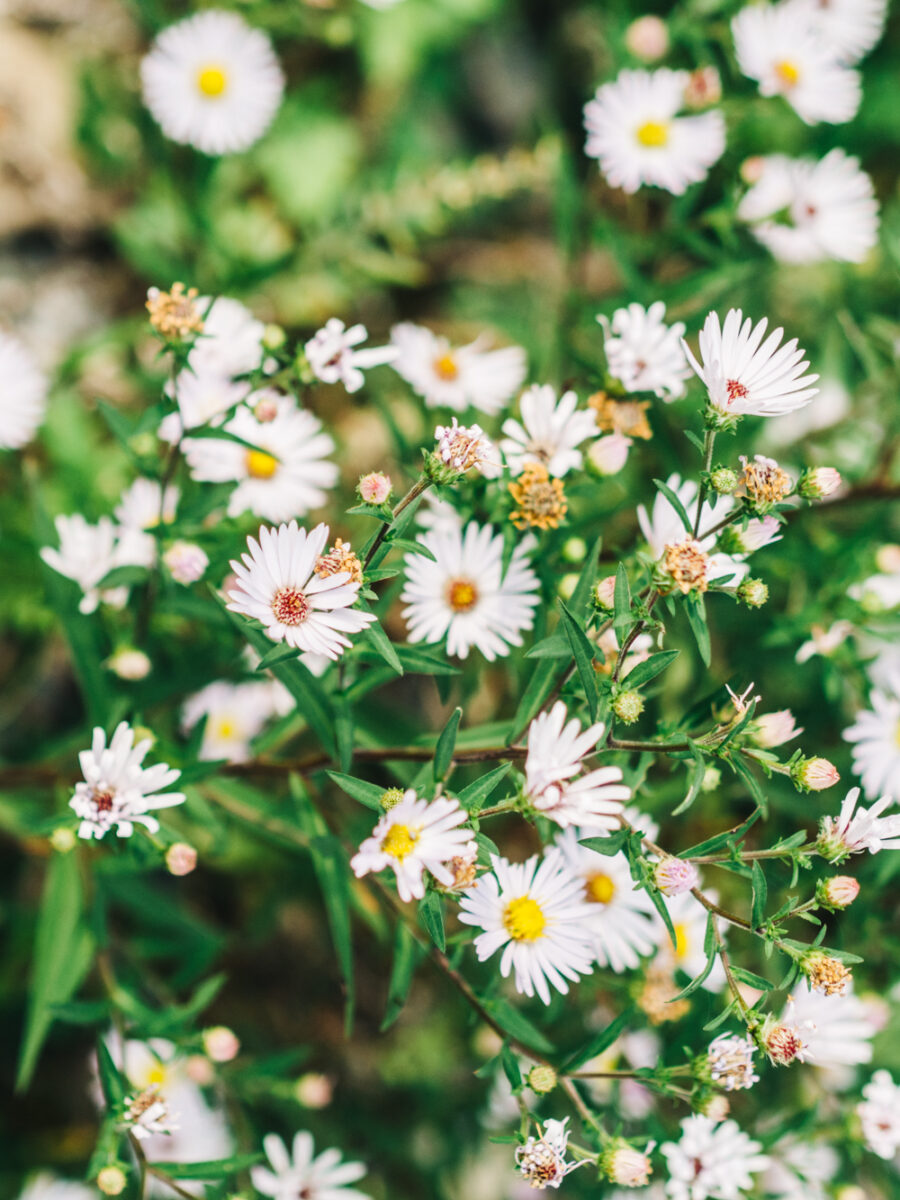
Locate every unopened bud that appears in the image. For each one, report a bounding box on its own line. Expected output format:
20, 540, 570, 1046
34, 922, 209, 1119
165, 843, 197, 876
699, 1093, 730, 1121
594, 575, 617, 610
295, 1072, 333, 1108
752, 710, 801, 748
262, 323, 286, 351
701, 766, 721, 792
558, 573, 578, 601
50, 827, 78, 854
613, 689, 644, 725
818, 875, 859, 910
763, 1021, 805, 1066
624, 14, 669, 61
107, 646, 151, 681
602, 1139, 653, 1187
253, 395, 280, 423
526, 1064, 557, 1095
655, 856, 698, 897
802, 951, 852, 997
380, 787, 405, 812
741, 156, 766, 185
97, 1167, 128, 1196
737, 578, 769, 608
791, 756, 840, 793
586, 432, 632, 476
203, 1025, 240, 1062
683, 65, 722, 109
562, 537, 587, 564
799, 467, 842, 500
185, 1054, 215, 1085
875, 544, 900, 573
163, 540, 209, 585
709, 466, 739, 495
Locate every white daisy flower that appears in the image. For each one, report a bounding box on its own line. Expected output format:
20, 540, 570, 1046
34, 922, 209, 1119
683, 308, 819, 420
762, 1138, 839, 1200
784, 0, 888, 64
783, 979, 876, 1068
795, 619, 853, 664
857, 1070, 900, 1160
738, 150, 879, 264
731, 2, 861, 125
350, 791, 476, 903
115, 478, 179, 531
636, 472, 747, 584
251, 1131, 371, 1200
0, 329, 47, 450
189, 295, 266, 380
499, 385, 598, 478
400, 521, 540, 661
653, 888, 726, 992
524, 701, 631, 830
389, 322, 527, 415
818, 786, 900, 859
141, 10, 284, 155
842, 672, 900, 799
182, 680, 278, 763
458, 850, 595, 1004
71, 722, 185, 840
598, 301, 691, 401
226, 521, 375, 660
184, 392, 337, 522
661, 1115, 768, 1200
762, 376, 850, 449
159, 369, 249, 444
40, 515, 129, 614
554, 826, 657, 972
583, 68, 725, 195
515, 1118, 583, 1190
16, 1176, 96, 1200
304, 318, 397, 393
433, 418, 501, 478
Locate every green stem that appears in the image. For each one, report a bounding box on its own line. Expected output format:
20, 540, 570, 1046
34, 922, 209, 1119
363, 475, 431, 569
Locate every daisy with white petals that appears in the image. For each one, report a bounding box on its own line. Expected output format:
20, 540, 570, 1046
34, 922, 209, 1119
842, 672, 900, 799
583, 68, 725, 195
683, 309, 819, 420
637, 473, 749, 585
599, 301, 691, 401
0, 330, 47, 449
785, 0, 888, 65
731, 2, 861, 126
389, 322, 526, 415
400, 521, 540, 661
351, 791, 476, 903
141, 10, 284, 155
762, 1138, 838, 1200
857, 1070, 900, 1160
227, 521, 375, 660
500, 385, 597, 478
40, 515, 128, 614
458, 851, 595, 1004
182, 680, 278, 763
251, 1131, 371, 1200
304, 319, 397, 393
71, 722, 185, 840
783, 979, 876, 1069
661, 1115, 768, 1200
515, 1118, 582, 1190
817, 786, 900, 861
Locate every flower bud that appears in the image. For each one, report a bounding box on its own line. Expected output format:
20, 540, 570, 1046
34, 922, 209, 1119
624, 15, 669, 61
791, 756, 840, 793
526, 1064, 558, 1095
262, 323, 286, 351
295, 1072, 333, 1108
594, 575, 617, 610
203, 1025, 240, 1062
709, 466, 739, 495
185, 1054, 215, 1085
380, 787, 405, 812
875, 544, 900, 573
163, 540, 209, 585
701, 766, 721, 792
561, 537, 587, 564
752, 710, 801, 748
654, 856, 698, 897
799, 467, 841, 500
602, 1139, 653, 1187
683, 65, 722, 108
740, 156, 766, 185
699, 1093, 730, 1121
253, 395, 280, 423
817, 875, 859, 911
762, 1021, 805, 1066
737, 578, 769, 608
802, 951, 852, 997
613, 689, 644, 725
97, 1167, 128, 1196
106, 646, 152, 681
558, 573, 578, 601
165, 843, 197, 876
586, 432, 632, 476
50, 827, 78, 854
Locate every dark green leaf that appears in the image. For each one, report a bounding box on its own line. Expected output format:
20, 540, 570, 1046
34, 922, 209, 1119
559, 600, 598, 721
364, 619, 404, 676
669, 913, 717, 1001
326, 771, 384, 811
500, 1042, 522, 1091
622, 650, 679, 690
613, 562, 632, 633
381, 924, 425, 1031
456, 763, 513, 814
653, 478, 694, 533
434, 707, 462, 783
564, 1007, 633, 1071
751, 861, 768, 929
418, 891, 445, 951
684, 592, 711, 667
484, 997, 554, 1054
146, 1155, 263, 1180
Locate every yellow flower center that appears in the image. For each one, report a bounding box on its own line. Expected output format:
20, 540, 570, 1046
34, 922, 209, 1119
197, 65, 228, 97
433, 353, 459, 381
140, 1062, 169, 1089
775, 60, 800, 88
895, 720, 900, 748
213, 717, 238, 741
673, 922, 689, 959
636, 120, 669, 148
585, 872, 616, 905
381, 823, 419, 860
503, 896, 546, 942
447, 579, 478, 612
246, 449, 279, 479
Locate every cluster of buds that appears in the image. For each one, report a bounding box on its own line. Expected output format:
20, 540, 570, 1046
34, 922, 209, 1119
801, 950, 852, 996
508, 463, 568, 531
798, 467, 842, 500
661, 537, 710, 595
790, 754, 840, 793
600, 1138, 654, 1187
705, 1033, 760, 1092
425, 419, 497, 483
146, 283, 204, 342
654, 856, 699, 897
315, 537, 364, 585
738, 455, 794, 513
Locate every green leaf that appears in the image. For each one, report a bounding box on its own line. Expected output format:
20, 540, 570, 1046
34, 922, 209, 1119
381, 923, 425, 1031
146, 1155, 263, 1180
750, 861, 768, 929
96, 1038, 127, 1106
669, 913, 717, 1001
684, 592, 711, 667
364, 619, 404, 676
645, 882, 678, 952
500, 1042, 522, 1091
94, 564, 151, 591
456, 763, 513, 814
484, 997, 554, 1055
672, 748, 708, 817
525, 633, 570, 659
613, 562, 632, 633
326, 771, 384, 812
433, 707, 462, 783
579, 831, 629, 856
390, 537, 436, 561
563, 1007, 633, 1071
418, 891, 445, 951
622, 650, 679, 690
653, 478, 694, 534
679, 810, 761, 858
559, 601, 598, 721
254, 643, 303, 670
730, 966, 773, 992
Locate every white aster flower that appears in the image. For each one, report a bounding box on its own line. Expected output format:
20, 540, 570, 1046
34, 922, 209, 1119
783, 979, 876, 1068
40, 515, 129, 614
583, 68, 725, 195
499, 385, 597, 478
458, 850, 595, 1004
433, 417, 500, 477
515, 1118, 582, 1190
304, 318, 396, 393
637, 473, 747, 584
251, 1131, 371, 1200
653, 889, 726, 992
184, 392, 337, 521
818, 786, 900, 860
683, 309, 819, 419
189, 295, 266, 381
661, 1115, 768, 1200
731, 2, 861, 125
115, 478, 179, 531
795, 619, 853, 664
762, 1137, 839, 1200
141, 10, 284, 155
857, 1070, 900, 1160
182, 680, 278, 763
400, 521, 540, 661
738, 150, 879, 264
850, 572, 900, 612
554, 826, 657, 972
524, 701, 631, 830
71, 722, 185, 840
350, 791, 476, 903
389, 322, 527, 415
784, 0, 888, 64
123, 1088, 176, 1141
0, 329, 47, 449
598, 301, 691, 400
160, 368, 249, 444
706, 1033, 759, 1092
227, 521, 374, 659
842, 672, 900, 799
16, 1176, 96, 1200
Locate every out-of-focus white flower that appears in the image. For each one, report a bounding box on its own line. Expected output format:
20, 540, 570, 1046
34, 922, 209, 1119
0, 330, 47, 450
141, 10, 284, 154
637, 473, 747, 585
305, 319, 396, 393
401, 521, 539, 661
163, 541, 209, 585
227, 522, 375, 659
416, 492, 463, 537
684, 309, 819, 420
795, 620, 853, 664
731, 3, 861, 125
818, 786, 900, 860
115, 478, 179, 532
586, 432, 632, 476
160, 370, 249, 444
182, 680, 278, 762
71, 722, 185, 840
783, 0, 888, 64
653, 888, 726, 992
752, 709, 802, 748
458, 851, 595, 1004
850, 572, 900, 612
16, 1175, 96, 1200
390, 322, 526, 415
350, 791, 476, 903
500, 385, 597, 478
515, 1118, 582, 1190
784, 980, 876, 1068
40, 515, 129, 614
661, 1115, 768, 1200
251, 1131, 371, 1200
738, 151, 879, 264
189, 296, 266, 381
599, 301, 690, 400
107, 647, 152, 681
707, 1034, 759, 1092
857, 1070, 900, 1160
842, 672, 900, 798
762, 377, 850, 449
761, 1137, 839, 1200
583, 68, 725, 195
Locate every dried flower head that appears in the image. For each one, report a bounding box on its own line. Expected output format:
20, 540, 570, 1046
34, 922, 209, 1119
662, 537, 711, 594
589, 392, 653, 440
515, 1118, 581, 1189
803, 951, 852, 996
146, 283, 204, 342
707, 1034, 759, 1091
761, 1015, 812, 1066
122, 1086, 176, 1139
508, 464, 568, 531
602, 1138, 654, 1187
315, 538, 363, 586
639, 962, 691, 1024
739, 454, 793, 508
432, 417, 496, 476
684, 65, 722, 108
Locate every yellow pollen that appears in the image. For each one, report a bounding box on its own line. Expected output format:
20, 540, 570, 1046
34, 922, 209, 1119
214, 718, 237, 741
503, 896, 546, 942
895, 720, 900, 749
246, 449, 279, 479
448, 579, 478, 612
636, 120, 669, 148
197, 65, 228, 97
673, 922, 689, 959
145, 1064, 167, 1088
586, 872, 616, 905
433, 353, 459, 381
381, 823, 418, 861
775, 60, 800, 88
